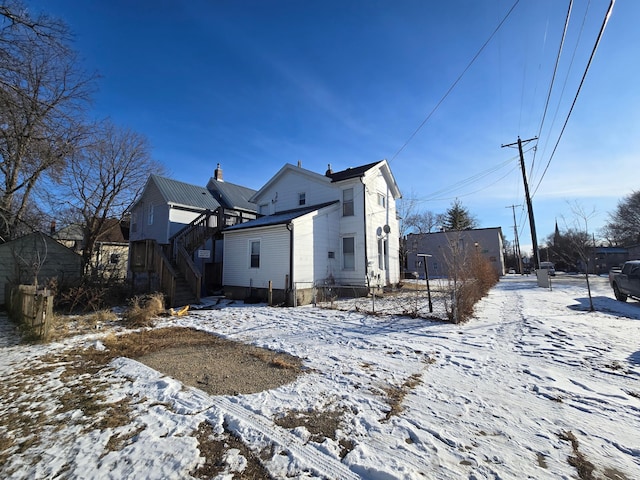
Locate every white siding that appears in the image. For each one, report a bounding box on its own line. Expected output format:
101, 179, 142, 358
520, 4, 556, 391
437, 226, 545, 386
223, 226, 291, 289
291, 204, 341, 286
255, 169, 336, 214
238, 161, 402, 290
362, 167, 401, 285
337, 180, 367, 285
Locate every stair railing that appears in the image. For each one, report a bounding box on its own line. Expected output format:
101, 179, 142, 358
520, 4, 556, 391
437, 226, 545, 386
153, 242, 177, 307
175, 243, 201, 303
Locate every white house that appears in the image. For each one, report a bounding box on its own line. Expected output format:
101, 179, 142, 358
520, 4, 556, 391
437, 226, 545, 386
222, 160, 402, 305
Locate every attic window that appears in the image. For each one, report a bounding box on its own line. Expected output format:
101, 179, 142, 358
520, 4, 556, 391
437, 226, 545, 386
110, 253, 120, 264
299, 192, 306, 206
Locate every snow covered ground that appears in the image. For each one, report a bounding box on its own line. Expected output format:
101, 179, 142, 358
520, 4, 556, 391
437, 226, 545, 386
1, 274, 639, 479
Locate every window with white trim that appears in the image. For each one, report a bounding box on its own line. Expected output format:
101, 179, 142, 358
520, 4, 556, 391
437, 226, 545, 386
250, 240, 260, 268
342, 236, 355, 270
343, 188, 354, 216
378, 238, 387, 270
147, 205, 154, 225
299, 192, 306, 206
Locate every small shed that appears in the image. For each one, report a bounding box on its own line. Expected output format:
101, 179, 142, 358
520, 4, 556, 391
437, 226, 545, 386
0, 232, 83, 305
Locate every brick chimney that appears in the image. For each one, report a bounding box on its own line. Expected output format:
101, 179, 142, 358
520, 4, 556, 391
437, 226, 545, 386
325, 163, 333, 176
50, 220, 56, 234
214, 163, 223, 182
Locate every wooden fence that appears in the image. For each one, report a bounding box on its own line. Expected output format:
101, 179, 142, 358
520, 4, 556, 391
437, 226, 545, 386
5, 284, 54, 340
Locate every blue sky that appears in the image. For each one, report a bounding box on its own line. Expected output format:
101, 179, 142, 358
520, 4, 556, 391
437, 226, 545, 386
30, 0, 638, 254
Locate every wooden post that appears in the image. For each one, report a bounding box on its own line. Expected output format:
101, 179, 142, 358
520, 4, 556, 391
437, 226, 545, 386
268, 280, 273, 306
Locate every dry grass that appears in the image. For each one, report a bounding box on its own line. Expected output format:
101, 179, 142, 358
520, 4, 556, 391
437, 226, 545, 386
274, 406, 354, 458
558, 431, 595, 480
190, 420, 273, 479
382, 373, 422, 420
122, 293, 165, 328
250, 350, 302, 370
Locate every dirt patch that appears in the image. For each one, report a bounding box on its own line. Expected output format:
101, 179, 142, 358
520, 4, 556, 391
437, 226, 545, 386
90, 327, 305, 396
137, 334, 304, 396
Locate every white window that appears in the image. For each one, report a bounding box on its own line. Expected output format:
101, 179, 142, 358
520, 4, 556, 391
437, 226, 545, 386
250, 240, 260, 268
147, 205, 154, 225
343, 188, 354, 216
378, 193, 386, 208
299, 192, 306, 206
342, 237, 355, 270
378, 238, 387, 270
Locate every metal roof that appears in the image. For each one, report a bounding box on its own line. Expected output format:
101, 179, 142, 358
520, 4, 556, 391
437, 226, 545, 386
151, 175, 221, 210
208, 180, 257, 212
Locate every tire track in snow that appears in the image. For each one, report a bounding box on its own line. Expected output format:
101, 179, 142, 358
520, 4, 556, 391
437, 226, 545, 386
208, 397, 361, 480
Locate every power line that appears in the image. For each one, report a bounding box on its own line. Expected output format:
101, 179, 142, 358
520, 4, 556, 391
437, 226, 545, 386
532, 0, 615, 197
531, 0, 574, 175
388, 0, 521, 164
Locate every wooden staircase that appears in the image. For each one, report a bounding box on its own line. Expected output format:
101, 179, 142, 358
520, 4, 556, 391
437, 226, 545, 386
164, 210, 221, 307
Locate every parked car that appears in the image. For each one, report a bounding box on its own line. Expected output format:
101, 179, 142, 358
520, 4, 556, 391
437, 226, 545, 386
538, 261, 555, 276
609, 260, 640, 302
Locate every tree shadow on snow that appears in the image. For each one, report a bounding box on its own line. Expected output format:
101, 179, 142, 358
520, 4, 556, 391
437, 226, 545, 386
568, 296, 640, 319
628, 351, 640, 366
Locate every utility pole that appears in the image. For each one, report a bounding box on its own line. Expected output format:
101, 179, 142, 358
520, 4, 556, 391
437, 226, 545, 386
501, 136, 540, 270
506, 204, 523, 274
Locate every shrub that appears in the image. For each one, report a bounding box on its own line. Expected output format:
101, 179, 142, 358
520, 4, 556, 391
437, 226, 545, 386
122, 293, 165, 328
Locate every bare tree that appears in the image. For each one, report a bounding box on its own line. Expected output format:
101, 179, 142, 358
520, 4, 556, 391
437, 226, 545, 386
57, 121, 163, 275
563, 202, 598, 312
0, 1, 95, 242
603, 190, 640, 247
405, 210, 444, 234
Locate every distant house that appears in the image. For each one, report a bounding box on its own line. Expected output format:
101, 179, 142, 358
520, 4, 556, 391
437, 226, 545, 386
126, 165, 257, 305
52, 218, 130, 279
406, 228, 505, 278
0, 232, 82, 305
222, 160, 402, 305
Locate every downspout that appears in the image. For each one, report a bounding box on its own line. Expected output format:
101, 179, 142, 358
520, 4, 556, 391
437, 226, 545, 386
287, 222, 294, 305
361, 178, 369, 290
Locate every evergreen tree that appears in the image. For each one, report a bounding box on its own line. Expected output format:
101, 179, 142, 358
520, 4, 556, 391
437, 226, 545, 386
442, 199, 478, 231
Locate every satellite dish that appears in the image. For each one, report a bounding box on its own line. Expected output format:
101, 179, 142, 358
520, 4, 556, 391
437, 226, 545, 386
383, 224, 391, 234
376, 226, 383, 237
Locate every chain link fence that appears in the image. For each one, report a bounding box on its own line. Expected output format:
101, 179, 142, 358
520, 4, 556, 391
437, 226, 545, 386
312, 279, 455, 321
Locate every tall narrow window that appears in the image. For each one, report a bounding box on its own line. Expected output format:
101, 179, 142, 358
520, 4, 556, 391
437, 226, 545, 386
299, 192, 306, 206
343, 188, 354, 216
250, 240, 260, 268
147, 205, 154, 225
342, 237, 355, 270
378, 238, 387, 270
378, 193, 386, 208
